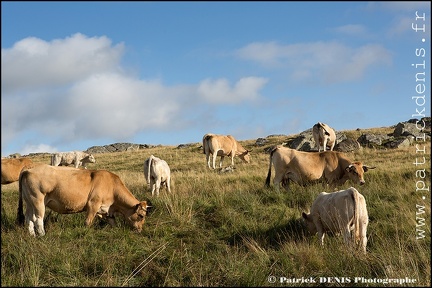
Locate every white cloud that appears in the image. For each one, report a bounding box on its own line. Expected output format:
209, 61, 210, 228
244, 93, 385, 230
366, 1, 430, 38
197, 77, 268, 104
20, 144, 58, 155
332, 24, 368, 36
1, 33, 124, 93
235, 41, 392, 83
1, 34, 268, 155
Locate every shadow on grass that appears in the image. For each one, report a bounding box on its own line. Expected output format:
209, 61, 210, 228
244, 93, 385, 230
226, 216, 309, 249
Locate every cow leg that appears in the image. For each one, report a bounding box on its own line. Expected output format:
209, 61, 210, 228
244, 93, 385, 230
85, 201, 102, 227
219, 156, 224, 168
33, 209, 46, 237
313, 219, 325, 246
30, 198, 46, 236
342, 226, 351, 246
74, 156, 80, 168
85, 211, 97, 227
230, 153, 235, 167
273, 172, 286, 192
150, 177, 156, 196
155, 178, 161, 196
206, 152, 212, 169
358, 219, 368, 253
166, 176, 171, 193
26, 209, 38, 237
211, 152, 218, 169
313, 136, 320, 152
317, 230, 325, 246
329, 141, 335, 151
27, 221, 36, 237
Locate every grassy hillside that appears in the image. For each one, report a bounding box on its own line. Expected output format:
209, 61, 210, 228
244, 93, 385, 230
1, 130, 430, 287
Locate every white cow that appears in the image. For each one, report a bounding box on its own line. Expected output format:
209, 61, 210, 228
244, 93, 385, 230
302, 187, 369, 253
51, 151, 96, 169
143, 155, 171, 196
312, 122, 336, 151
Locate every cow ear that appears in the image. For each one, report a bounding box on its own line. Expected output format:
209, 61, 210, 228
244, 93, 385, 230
301, 212, 308, 220
363, 165, 376, 172
345, 164, 354, 172
136, 202, 147, 212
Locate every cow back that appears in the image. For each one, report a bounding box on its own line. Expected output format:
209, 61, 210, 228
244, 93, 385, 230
311, 188, 357, 233
20, 165, 133, 214
208, 135, 235, 156
1, 158, 34, 184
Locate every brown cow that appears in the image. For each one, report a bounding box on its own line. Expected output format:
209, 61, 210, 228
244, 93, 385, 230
265, 145, 375, 191
17, 164, 150, 237
202, 133, 251, 169
302, 187, 369, 253
1, 157, 34, 184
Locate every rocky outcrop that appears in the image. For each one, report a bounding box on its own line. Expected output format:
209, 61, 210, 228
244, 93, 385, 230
14, 118, 430, 158
86, 143, 156, 154
262, 117, 430, 152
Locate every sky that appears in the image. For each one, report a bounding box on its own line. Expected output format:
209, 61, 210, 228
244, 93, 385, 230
1, 1, 431, 157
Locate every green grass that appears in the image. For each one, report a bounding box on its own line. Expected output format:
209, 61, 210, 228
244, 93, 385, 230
1, 135, 430, 287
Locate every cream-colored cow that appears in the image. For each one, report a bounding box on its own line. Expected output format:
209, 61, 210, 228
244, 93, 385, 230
302, 187, 369, 253
143, 155, 171, 197
51, 151, 96, 169
1, 157, 34, 184
265, 145, 375, 191
202, 133, 251, 169
17, 164, 150, 237
313, 122, 336, 151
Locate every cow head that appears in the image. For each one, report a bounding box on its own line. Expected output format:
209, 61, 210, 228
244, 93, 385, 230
87, 154, 96, 163
128, 201, 150, 232
239, 150, 251, 163
301, 212, 317, 235
345, 162, 376, 185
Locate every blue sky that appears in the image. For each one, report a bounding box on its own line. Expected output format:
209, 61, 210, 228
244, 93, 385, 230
1, 1, 430, 156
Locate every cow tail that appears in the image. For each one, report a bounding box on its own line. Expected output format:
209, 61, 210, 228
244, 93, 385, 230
147, 156, 153, 185
203, 135, 211, 155
351, 188, 360, 245
202, 136, 207, 154
17, 170, 26, 225
265, 147, 276, 187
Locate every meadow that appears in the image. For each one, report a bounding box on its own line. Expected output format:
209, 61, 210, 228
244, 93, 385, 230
1, 128, 430, 287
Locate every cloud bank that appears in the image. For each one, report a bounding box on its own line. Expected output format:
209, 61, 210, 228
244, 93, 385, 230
1, 33, 268, 155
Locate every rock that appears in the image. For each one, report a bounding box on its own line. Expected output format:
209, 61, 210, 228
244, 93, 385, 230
255, 138, 268, 146
334, 138, 361, 152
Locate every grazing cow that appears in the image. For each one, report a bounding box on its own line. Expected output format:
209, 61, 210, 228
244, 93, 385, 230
313, 122, 336, 151
17, 164, 150, 237
1, 157, 34, 184
302, 187, 369, 253
143, 155, 171, 197
265, 145, 375, 191
51, 151, 96, 169
202, 133, 251, 169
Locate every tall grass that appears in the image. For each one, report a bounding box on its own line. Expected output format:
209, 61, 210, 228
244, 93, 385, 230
1, 134, 430, 287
